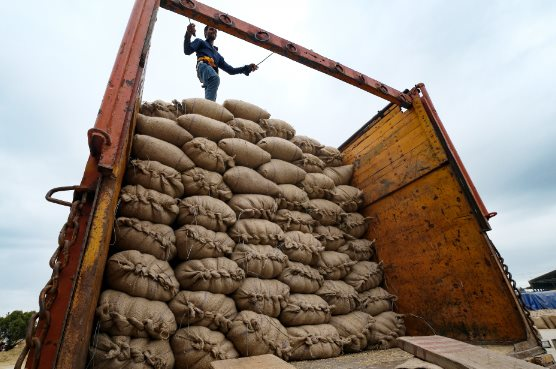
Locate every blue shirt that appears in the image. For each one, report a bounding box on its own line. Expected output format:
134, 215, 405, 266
184, 37, 251, 76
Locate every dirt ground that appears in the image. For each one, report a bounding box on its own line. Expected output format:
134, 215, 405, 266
0, 341, 24, 369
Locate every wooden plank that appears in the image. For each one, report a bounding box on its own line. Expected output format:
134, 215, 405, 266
211, 354, 296, 369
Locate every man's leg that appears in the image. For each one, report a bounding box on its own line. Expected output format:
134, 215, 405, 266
197, 63, 220, 101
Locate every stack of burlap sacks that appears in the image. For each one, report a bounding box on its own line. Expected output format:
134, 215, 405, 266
89, 98, 405, 369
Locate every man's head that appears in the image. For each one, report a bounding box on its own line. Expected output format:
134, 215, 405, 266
204, 25, 217, 41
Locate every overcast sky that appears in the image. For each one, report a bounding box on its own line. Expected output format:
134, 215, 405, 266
0, 0, 555, 315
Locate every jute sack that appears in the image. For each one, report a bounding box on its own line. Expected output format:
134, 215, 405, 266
168, 290, 237, 333
337, 239, 375, 261
279, 294, 331, 327
344, 261, 384, 293
89, 333, 175, 369
223, 166, 280, 196
227, 194, 277, 220
317, 251, 356, 280
323, 165, 354, 186
358, 287, 397, 316
136, 113, 193, 147
306, 199, 345, 226
176, 195, 236, 232
182, 137, 235, 174
317, 146, 343, 167
132, 134, 195, 172
313, 225, 349, 251
294, 153, 326, 174
231, 244, 288, 279
228, 219, 285, 246
106, 250, 179, 302
174, 257, 245, 294
278, 261, 324, 294
259, 118, 296, 140
316, 280, 359, 315
175, 224, 235, 260
223, 99, 270, 121
227, 310, 291, 360
114, 217, 176, 261
280, 231, 323, 266
233, 278, 290, 318
119, 185, 178, 226
329, 311, 375, 353
276, 184, 310, 211
171, 326, 239, 369
290, 135, 324, 155
177, 114, 235, 142
542, 316, 556, 329
218, 138, 271, 168
339, 212, 371, 239
327, 185, 364, 212
273, 209, 315, 233
257, 137, 303, 161
182, 98, 234, 122
287, 324, 344, 360
96, 289, 176, 339
533, 317, 548, 329
226, 118, 266, 144
257, 159, 307, 184
125, 159, 185, 198
369, 311, 406, 349
181, 167, 232, 201
140, 99, 181, 120
299, 173, 336, 199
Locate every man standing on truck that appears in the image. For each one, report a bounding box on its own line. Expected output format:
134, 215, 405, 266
184, 23, 258, 101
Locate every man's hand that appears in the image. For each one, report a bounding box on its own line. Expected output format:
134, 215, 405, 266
249, 63, 258, 72
186, 23, 196, 37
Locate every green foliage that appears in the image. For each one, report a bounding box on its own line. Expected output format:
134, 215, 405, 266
0, 310, 35, 349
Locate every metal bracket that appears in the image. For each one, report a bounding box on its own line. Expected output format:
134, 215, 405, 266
45, 185, 94, 207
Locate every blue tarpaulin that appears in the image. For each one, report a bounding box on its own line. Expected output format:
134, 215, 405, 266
521, 290, 556, 310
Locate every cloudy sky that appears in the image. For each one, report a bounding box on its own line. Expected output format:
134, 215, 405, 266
0, 0, 555, 315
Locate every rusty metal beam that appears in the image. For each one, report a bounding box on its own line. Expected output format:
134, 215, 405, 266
160, 0, 412, 108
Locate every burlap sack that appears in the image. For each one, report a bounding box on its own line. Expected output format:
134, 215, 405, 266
313, 225, 349, 251
89, 333, 175, 369
176, 196, 236, 232
278, 261, 324, 294
369, 311, 406, 349
358, 287, 397, 316
140, 99, 182, 120
279, 294, 331, 327
223, 166, 280, 196
287, 324, 343, 360
106, 250, 179, 302
276, 184, 310, 211
306, 199, 345, 226
218, 138, 271, 168
181, 167, 232, 201
544, 316, 556, 329
136, 113, 193, 147
125, 159, 185, 198
533, 317, 548, 329
327, 185, 364, 212
227, 194, 277, 220
299, 173, 336, 199
171, 326, 239, 369
132, 134, 195, 172
279, 231, 323, 266
226, 118, 266, 144
316, 280, 359, 315
114, 217, 176, 261
344, 261, 384, 292
339, 212, 371, 238
182, 98, 234, 122
119, 185, 179, 226
273, 209, 315, 233
182, 137, 235, 174
177, 114, 235, 142
96, 290, 176, 339
223, 99, 270, 121
329, 311, 375, 352
316, 146, 343, 167
233, 278, 290, 318
317, 251, 356, 280
290, 135, 324, 155
175, 224, 235, 260
227, 310, 291, 359
174, 257, 245, 294
228, 219, 285, 246
257, 137, 303, 161
257, 159, 307, 184
259, 118, 296, 140
337, 239, 375, 261
323, 165, 354, 186
231, 244, 288, 279
168, 290, 237, 333
294, 153, 326, 174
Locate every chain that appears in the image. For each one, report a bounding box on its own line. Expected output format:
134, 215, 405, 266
15, 191, 88, 369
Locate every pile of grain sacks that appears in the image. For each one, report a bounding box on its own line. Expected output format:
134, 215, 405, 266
89, 98, 405, 369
